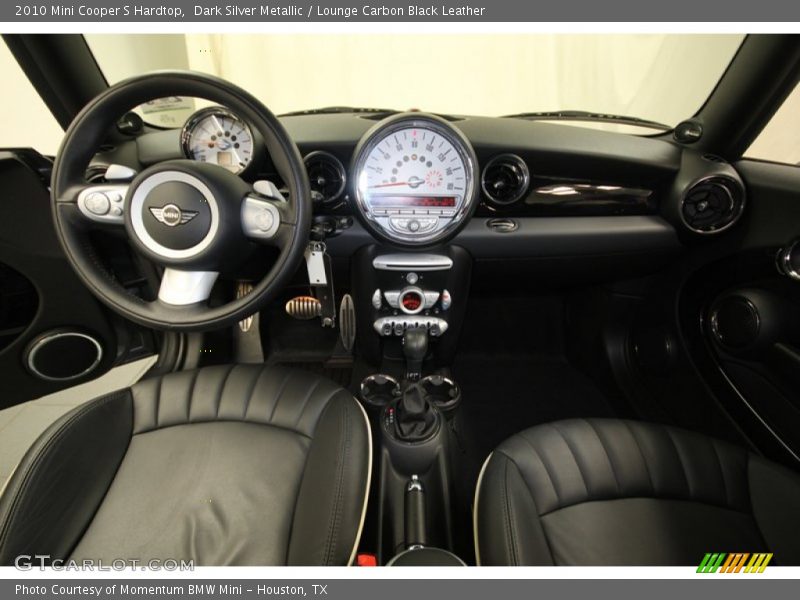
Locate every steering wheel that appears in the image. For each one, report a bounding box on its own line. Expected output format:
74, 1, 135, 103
51, 71, 311, 331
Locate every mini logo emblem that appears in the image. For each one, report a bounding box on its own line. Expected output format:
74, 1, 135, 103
149, 204, 199, 227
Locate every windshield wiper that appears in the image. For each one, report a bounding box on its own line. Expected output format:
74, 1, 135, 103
501, 110, 671, 131
280, 106, 399, 117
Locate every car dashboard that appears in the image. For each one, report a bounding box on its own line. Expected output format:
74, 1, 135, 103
93, 106, 746, 269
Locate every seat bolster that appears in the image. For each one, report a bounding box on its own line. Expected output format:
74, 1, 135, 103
0, 389, 132, 565
748, 455, 800, 564
131, 364, 344, 438
491, 418, 752, 515
475, 452, 555, 566
287, 393, 371, 566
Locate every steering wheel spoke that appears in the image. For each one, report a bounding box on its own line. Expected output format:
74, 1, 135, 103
241, 182, 294, 246
72, 184, 129, 226
157, 268, 219, 306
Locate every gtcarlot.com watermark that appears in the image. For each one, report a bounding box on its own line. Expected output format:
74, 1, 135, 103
15, 555, 194, 571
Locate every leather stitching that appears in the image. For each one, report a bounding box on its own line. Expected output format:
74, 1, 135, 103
291, 379, 325, 429
551, 421, 590, 497
0, 390, 128, 557
186, 369, 201, 423
214, 364, 237, 419
267, 369, 294, 423
624, 420, 655, 495
500, 458, 519, 565
241, 368, 265, 420
154, 375, 164, 429
322, 399, 349, 565
518, 431, 563, 507
664, 427, 693, 498
710, 438, 730, 508
586, 419, 621, 495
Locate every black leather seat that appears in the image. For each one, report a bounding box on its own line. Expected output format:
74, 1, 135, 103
475, 418, 800, 565
0, 364, 371, 566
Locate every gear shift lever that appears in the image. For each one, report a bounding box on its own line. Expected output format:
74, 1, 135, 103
402, 327, 428, 381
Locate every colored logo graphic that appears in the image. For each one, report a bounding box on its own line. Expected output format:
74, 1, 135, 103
697, 553, 773, 573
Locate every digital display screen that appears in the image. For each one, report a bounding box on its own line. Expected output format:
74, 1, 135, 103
369, 195, 457, 208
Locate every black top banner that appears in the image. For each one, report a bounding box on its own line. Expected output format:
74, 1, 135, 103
4, 0, 800, 22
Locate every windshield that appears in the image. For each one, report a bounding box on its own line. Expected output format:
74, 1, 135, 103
86, 34, 744, 132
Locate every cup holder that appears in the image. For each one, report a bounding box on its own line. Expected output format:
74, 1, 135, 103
360, 374, 401, 408
419, 375, 461, 414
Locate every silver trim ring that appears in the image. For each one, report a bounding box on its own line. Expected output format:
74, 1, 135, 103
304, 150, 347, 204
347, 397, 374, 567
398, 286, 427, 315
778, 239, 800, 281
130, 171, 220, 259
27, 332, 103, 382
180, 106, 254, 176
481, 153, 531, 206
679, 175, 745, 235
473, 452, 493, 566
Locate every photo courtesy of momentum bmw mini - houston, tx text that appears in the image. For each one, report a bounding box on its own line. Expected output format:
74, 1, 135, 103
0, 1, 800, 598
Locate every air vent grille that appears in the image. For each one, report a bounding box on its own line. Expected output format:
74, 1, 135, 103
681, 176, 745, 234
304, 151, 346, 204
481, 154, 530, 205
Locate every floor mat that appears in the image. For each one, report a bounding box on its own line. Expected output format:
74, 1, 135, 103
449, 353, 616, 562
271, 360, 354, 389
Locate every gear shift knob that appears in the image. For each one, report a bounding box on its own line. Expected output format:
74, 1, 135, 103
402, 327, 428, 381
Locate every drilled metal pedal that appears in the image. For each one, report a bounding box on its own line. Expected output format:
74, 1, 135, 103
339, 294, 356, 351
285, 296, 323, 320
236, 282, 255, 332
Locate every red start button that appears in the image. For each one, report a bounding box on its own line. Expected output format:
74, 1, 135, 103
401, 291, 423, 312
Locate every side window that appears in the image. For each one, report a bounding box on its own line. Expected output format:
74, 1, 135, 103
0, 42, 64, 155
745, 82, 800, 166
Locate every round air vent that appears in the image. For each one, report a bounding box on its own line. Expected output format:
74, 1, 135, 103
481, 154, 530, 205
680, 176, 745, 234
304, 151, 346, 204
25, 329, 103, 381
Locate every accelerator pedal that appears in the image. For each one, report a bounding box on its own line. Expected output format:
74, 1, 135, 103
339, 294, 356, 352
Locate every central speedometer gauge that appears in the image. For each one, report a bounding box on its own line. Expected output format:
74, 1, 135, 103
181, 107, 254, 175
351, 113, 478, 246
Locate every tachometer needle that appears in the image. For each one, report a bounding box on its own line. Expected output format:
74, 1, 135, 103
369, 176, 425, 189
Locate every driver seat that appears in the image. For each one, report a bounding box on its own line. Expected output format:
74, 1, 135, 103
0, 364, 371, 566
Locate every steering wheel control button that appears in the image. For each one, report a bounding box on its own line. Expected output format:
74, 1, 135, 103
85, 192, 110, 216
111, 207, 123, 217
242, 196, 281, 240
441, 289, 452, 310
254, 208, 275, 232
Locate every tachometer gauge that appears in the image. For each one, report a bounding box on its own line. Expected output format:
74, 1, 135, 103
351, 113, 478, 246
181, 107, 254, 174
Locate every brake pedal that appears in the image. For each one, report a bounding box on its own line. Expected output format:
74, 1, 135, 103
285, 296, 323, 320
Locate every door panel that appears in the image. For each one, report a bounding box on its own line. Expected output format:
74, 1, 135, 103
0, 149, 154, 407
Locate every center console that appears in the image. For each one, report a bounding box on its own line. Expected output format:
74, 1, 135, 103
354, 246, 470, 563
353, 245, 471, 372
